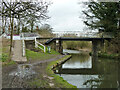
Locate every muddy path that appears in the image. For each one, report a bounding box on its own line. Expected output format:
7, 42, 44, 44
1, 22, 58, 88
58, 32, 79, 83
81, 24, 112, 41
2, 55, 64, 88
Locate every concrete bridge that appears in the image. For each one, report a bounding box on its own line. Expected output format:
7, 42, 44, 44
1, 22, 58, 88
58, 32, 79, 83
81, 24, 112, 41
40, 37, 112, 57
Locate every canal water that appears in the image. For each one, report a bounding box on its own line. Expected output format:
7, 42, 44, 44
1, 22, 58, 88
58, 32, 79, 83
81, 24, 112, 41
59, 49, 120, 88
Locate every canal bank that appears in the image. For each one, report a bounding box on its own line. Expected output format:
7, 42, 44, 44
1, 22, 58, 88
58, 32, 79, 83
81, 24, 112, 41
55, 49, 120, 88
46, 55, 77, 88
89, 52, 120, 60
2, 47, 120, 88
98, 52, 120, 59
2, 49, 77, 88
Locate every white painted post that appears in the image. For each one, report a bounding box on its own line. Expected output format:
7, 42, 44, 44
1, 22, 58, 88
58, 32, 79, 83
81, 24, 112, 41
22, 40, 25, 57
21, 33, 24, 40
44, 46, 46, 53
35, 37, 37, 48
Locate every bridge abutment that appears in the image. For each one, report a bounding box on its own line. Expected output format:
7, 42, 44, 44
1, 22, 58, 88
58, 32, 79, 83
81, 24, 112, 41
100, 39, 105, 53
53, 40, 63, 54
53, 40, 56, 51
92, 40, 99, 58
58, 40, 63, 54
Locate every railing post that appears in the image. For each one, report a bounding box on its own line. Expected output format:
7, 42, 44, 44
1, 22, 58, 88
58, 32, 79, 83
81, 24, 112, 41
35, 37, 46, 53
44, 46, 46, 53
35, 37, 37, 48
22, 40, 25, 57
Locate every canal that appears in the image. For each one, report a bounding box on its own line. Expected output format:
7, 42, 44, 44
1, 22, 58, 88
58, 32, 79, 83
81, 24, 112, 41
58, 49, 120, 88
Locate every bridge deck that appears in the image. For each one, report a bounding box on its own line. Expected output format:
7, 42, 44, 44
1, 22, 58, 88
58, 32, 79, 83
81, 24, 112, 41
44, 37, 112, 45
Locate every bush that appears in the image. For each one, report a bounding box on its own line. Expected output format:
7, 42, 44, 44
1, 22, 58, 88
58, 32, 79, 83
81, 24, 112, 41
98, 52, 119, 59
1, 53, 8, 62
63, 41, 92, 50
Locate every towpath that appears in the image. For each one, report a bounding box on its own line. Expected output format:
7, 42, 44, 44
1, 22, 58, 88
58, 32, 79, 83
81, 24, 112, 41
12, 40, 27, 62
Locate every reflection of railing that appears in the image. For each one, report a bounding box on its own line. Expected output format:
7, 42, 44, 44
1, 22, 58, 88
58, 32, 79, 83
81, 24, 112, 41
35, 37, 46, 53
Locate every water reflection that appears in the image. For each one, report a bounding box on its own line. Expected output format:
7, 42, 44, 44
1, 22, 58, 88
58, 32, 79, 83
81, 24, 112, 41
63, 53, 91, 68
59, 50, 120, 88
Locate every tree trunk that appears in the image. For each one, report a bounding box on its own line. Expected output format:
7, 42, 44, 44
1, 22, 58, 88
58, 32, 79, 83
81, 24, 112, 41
2, 16, 4, 34
18, 15, 20, 34
31, 21, 34, 32
9, 16, 14, 61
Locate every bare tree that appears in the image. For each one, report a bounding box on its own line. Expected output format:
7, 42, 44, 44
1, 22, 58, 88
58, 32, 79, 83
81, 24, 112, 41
0, 0, 51, 61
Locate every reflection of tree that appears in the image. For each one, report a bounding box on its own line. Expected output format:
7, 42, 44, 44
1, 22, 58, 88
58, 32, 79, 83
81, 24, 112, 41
83, 75, 117, 88
83, 78, 102, 88
82, 59, 118, 88
67, 53, 90, 64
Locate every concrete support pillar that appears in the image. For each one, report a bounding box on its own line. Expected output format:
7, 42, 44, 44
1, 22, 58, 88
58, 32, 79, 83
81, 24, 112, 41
53, 40, 56, 51
92, 40, 99, 59
58, 64, 62, 76
58, 40, 63, 54
92, 40, 99, 72
55, 40, 63, 54
100, 39, 105, 53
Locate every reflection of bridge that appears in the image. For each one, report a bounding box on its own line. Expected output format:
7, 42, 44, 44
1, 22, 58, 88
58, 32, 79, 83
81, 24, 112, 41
57, 68, 105, 75
54, 58, 103, 75
55, 57, 119, 75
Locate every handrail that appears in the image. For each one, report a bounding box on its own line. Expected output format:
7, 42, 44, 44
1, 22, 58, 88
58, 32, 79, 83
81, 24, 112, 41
21, 33, 24, 40
35, 38, 46, 53
22, 40, 26, 57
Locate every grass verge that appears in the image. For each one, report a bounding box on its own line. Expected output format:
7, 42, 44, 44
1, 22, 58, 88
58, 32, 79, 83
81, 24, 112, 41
98, 52, 120, 59
1, 38, 16, 66
46, 55, 78, 88
26, 49, 77, 88
89, 52, 120, 59
26, 49, 60, 61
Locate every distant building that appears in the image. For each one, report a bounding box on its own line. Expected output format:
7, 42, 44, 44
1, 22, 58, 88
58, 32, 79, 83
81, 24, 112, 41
52, 31, 98, 37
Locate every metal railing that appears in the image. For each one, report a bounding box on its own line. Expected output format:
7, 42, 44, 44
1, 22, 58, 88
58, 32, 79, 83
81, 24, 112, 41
35, 37, 46, 53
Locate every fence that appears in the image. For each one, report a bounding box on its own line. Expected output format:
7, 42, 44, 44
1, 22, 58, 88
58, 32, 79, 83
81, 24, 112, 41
35, 38, 46, 53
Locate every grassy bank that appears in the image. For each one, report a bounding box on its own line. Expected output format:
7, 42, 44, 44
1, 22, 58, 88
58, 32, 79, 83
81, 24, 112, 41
46, 55, 77, 88
89, 52, 120, 59
1, 38, 16, 66
26, 49, 60, 61
1, 53, 16, 66
98, 52, 120, 59
26, 49, 77, 88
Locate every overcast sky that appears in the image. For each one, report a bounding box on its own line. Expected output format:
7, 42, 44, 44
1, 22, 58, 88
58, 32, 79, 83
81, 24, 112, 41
47, 0, 86, 32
